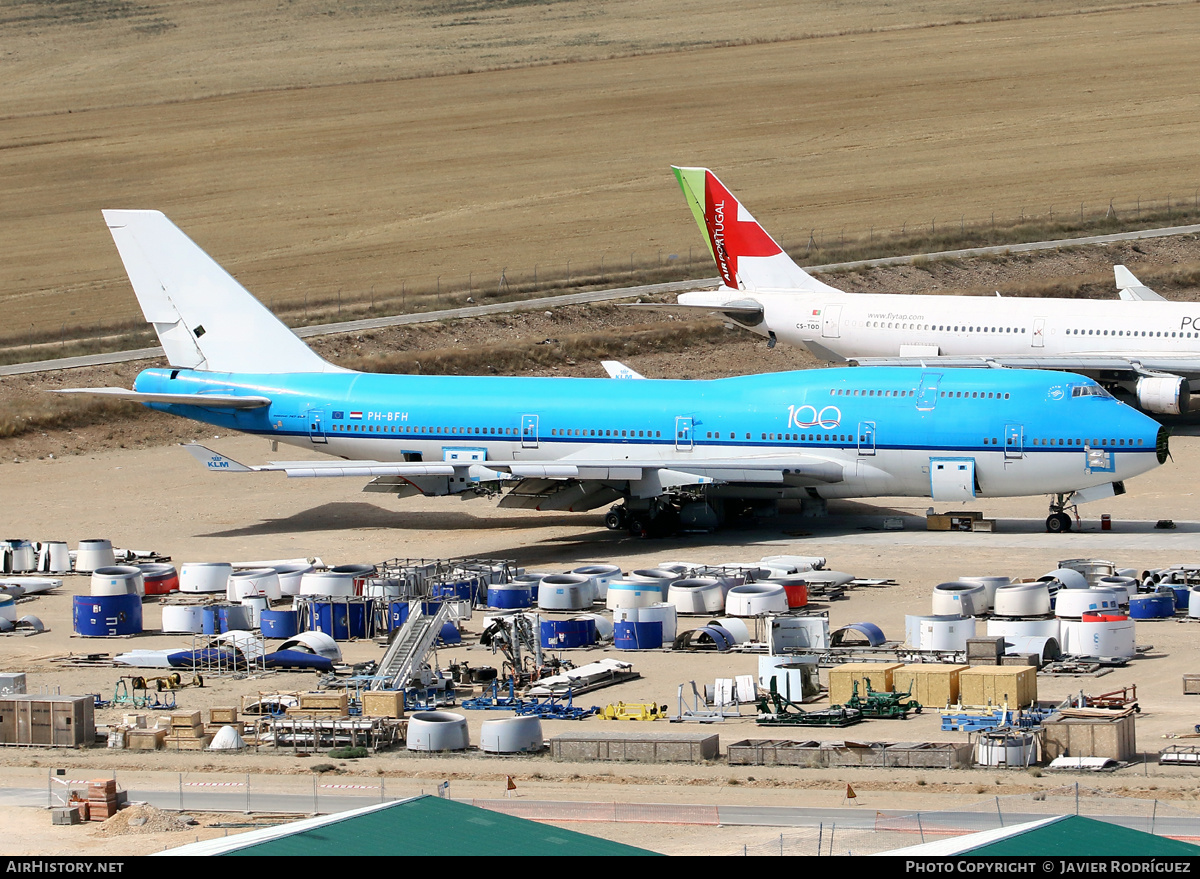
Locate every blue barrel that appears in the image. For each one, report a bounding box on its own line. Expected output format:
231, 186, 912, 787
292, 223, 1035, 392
201, 606, 220, 635
540, 618, 596, 649
613, 620, 663, 650
72, 594, 142, 637
388, 600, 410, 631
1129, 593, 1174, 619
260, 609, 300, 639
487, 583, 532, 609
346, 600, 368, 639
1159, 584, 1189, 612
420, 600, 443, 616
310, 601, 349, 640
437, 622, 462, 645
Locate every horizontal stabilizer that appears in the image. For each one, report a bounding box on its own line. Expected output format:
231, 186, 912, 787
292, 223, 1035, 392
53, 387, 270, 409
1115, 265, 1167, 301
627, 300, 765, 317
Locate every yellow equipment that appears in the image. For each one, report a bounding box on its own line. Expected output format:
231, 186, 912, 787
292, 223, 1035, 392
602, 701, 666, 721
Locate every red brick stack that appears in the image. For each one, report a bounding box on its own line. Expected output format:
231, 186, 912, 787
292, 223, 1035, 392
87, 778, 121, 822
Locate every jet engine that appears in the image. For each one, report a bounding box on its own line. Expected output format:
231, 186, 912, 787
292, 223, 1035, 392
1136, 374, 1190, 416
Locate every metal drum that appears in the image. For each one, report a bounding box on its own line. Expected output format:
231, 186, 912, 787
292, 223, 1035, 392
74, 539, 115, 574
639, 603, 678, 642
90, 566, 144, 597
487, 583, 532, 609
73, 594, 142, 637
768, 577, 809, 609
138, 564, 179, 595
160, 604, 205, 634
539, 618, 596, 648
259, 609, 300, 639
179, 562, 232, 594
613, 620, 663, 650
1129, 593, 1174, 619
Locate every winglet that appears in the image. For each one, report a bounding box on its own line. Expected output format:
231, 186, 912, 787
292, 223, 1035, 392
1115, 265, 1166, 302
671, 166, 842, 293
184, 443, 255, 472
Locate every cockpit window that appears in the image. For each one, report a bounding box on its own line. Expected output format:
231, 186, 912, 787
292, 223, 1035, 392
1071, 384, 1112, 399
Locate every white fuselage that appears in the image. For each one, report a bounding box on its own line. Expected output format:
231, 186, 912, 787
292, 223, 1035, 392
682, 289, 1200, 362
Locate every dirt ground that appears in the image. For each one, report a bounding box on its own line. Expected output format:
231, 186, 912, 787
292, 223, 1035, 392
4, 1, 1200, 338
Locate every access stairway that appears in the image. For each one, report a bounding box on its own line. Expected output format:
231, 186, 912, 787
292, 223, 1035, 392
371, 601, 454, 691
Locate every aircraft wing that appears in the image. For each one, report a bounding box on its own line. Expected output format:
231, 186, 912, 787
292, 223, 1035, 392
53, 387, 271, 409
848, 353, 1200, 379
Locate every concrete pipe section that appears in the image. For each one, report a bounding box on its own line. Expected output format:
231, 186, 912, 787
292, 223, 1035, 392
480, 716, 544, 754
406, 711, 470, 751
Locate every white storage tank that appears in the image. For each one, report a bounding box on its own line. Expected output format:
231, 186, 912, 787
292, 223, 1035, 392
993, 581, 1052, 618
956, 576, 1010, 611
725, 583, 788, 617
572, 564, 621, 601
667, 578, 724, 614
1055, 588, 1120, 620
905, 614, 976, 651
406, 711, 470, 752
161, 604, 205, 634
90, 566, 144, 597
75, 539, 115, 574
986, 616, 1061, 641
229, 568, 282, 601
480, 716, 544, 754
639, 603, 679, 642
275, 563, 313, 597
179, 562, 233, 594
299, 570, 355, 597
537, 574, 594, 611
606, 580, 664, 611
931, 581, 987, 617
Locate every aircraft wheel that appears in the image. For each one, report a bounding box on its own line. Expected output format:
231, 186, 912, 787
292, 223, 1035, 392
1046, 512, 1073, 533
604, 509, 624, 531
627, 516, 649, 539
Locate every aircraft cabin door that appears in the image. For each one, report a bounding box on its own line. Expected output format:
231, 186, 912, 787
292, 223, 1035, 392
1004, 423, 1024, 460
520, 414, 539, 449
675, 416, 694, 451
857, 421, 876, 456
307, 408, 328, 444
916, 372, 942, 411
929, 457, 976, 501
821, 305, 843, 339
1032, 318, 1046, 348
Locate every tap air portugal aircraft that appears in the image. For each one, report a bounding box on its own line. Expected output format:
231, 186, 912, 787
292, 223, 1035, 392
671, 166, 1200, 421
57, 209, 1168, 535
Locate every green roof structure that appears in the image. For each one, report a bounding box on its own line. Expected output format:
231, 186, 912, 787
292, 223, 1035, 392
159, 795, 659, 857
883, 815, 1200, 857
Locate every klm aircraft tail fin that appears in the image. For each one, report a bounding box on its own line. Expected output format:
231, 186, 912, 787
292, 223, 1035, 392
102, 210, 346, 374
671, 166, 842, 294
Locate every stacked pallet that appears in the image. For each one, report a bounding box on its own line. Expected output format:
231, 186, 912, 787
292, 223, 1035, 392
164, 710, 212, 750
285, 692, 349, 718
87, 779, 123, 822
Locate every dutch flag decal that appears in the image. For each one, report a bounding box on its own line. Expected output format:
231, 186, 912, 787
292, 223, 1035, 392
349, 412, 362, 420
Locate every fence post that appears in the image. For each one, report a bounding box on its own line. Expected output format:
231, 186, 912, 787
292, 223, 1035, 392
996, 796, 1004, 827
178, 773, 183, 811
817, 822, 823, 855
917, 812, 925, 843
245, 774, 250, 814
1075, 782, 1080, 815
828, 823, 836, 856
1152, 800, 1158, 836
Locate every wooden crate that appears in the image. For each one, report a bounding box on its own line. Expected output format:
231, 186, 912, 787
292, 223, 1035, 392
164, 734, 213, 751
1184, 674, 1200, 695
827, 663, 905, 705
299, 692, 348, 712
125, 728, 167, 750
958, 665, 1037, 708
170, 711, 202, 729
285, 707, 347, 718
892, 664, 968, 709
361, 691, 404, 719
209, 707, 239, 724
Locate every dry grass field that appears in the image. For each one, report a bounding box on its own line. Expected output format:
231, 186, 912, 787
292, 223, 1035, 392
2, 0, 1200, 347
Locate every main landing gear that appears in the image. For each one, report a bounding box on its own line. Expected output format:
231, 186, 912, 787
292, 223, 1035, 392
1046, 494, 1078, 533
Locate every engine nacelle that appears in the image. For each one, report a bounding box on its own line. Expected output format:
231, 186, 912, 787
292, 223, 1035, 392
1136, 375, 1190, 416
